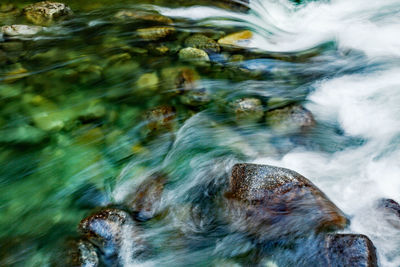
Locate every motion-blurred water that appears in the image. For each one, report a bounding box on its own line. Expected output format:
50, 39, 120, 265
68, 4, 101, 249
1, 0, 399, 266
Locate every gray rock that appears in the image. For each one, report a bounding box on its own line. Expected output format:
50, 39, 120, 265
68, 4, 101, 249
266, 104, 315, 134
1, 25, 43, 36
224, 163, 348, 240
79, 209, 146, 262
377, 198, 400, 229
23, 1, 73, 25
323, 234, 378, 267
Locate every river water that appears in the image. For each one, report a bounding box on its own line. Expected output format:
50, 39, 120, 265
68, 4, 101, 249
0, 0, 399, 266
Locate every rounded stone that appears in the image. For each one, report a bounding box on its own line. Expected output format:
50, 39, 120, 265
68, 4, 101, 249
1, 25, 43, 36
184, 34, 220, 53
23, 1, 73, 25
179, 47, 210, 62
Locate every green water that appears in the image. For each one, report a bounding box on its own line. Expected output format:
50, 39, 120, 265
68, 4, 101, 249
0, 0, 366, 266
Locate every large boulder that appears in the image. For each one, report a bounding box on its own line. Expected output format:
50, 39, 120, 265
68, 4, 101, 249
23, 1, 73, 25
78, 208, 147, 264
323, 234, 378, 267
223, 163, 348, 241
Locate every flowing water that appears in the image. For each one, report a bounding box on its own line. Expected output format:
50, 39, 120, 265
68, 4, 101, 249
1, 0, 400, 266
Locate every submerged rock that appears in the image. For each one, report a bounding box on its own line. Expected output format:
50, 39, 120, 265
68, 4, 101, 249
184, 34, 220, 53
323, 234, 378, 267
136, 72, 159, 92
224, 163, 348, 241
145, 106, 176, 133
377, 198, 400, 229
136, 26, 175, 41
218, 30, 253, 48
115, 10, 173, 25
125, 172, 167, 221
23, 1, 73, 25
161, 66, 201, 94
79, 208, 146, 263
179, 47, 210, 62
266, 104, 315, 134
232, 98, 264, 123
1, 25, 43, 36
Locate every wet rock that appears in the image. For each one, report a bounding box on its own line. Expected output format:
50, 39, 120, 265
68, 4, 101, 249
323, 234, 378, 267
0, 4, 21, 21
145, 106, 176, 133
1, 25, 43, 36
79, 208, 146, 262
179, 47, 210, 62
115, 10, 173, 25
125, 172, 167, 221
232, 98, 264, 123
218, 30, 253, 48
136, 26, 175, 41
377, 198, 400, 229
65, 239, 99, 267
180, 88, 211, 107
161, 66, 201, 94
23, 1, 73, 25
224, 163, 348, 241
136, 72, 159, 92
266, 104, 315, 134
184, 34, 220, 53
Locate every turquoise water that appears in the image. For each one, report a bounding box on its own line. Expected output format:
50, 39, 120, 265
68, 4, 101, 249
1, 0, 400, 266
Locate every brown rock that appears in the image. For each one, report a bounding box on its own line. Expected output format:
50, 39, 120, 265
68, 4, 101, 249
145, 106, 176, 133
224, 163, 348, 240
125, 172, 166, 221
323, 234, 378, 267
136, 26, 175, 41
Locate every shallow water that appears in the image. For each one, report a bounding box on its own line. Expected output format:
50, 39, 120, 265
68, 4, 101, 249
0, 0, 400, 266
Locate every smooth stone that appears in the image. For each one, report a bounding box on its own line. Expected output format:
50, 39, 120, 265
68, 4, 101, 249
323, 234, 378, 267
79, 208, 146, 262
266, 104, 315, 134
377, 198, 400, 229
218, 30, 253, 47
136, 72, 159, 92
23, 1, 73, 25
125, 172, 166, 221
232, 98, 264, 123
224, 163, 348, 240
184, 34, 220, 53
136, 26, 175, 41
1, 25, 43, 36
115, 10, 173, 25
179, 47, 210, 62
145, 106, 176, 133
